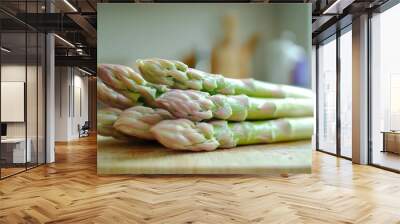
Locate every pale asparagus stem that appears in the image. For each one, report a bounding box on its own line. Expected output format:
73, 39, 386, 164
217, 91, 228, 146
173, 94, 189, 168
137, 58, 313, 98
246, 97, 314, 120
150, 119, 219, 151
150, 117, 314, 151
97, 79, 137, 109
97, 64, 168, 107
113, 106, 174, 140
97, 108, 132, 140
155, 89, 313, 122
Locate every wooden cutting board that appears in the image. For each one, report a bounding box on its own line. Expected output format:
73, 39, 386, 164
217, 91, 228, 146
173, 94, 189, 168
97, 136, 312, 175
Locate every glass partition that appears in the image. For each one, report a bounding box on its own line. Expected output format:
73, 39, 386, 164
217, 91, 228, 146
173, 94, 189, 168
0, 2, 46, 179
1, 31, 28, 177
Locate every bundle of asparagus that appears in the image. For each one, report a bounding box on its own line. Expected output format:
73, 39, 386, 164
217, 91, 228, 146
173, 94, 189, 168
97, 59, 314, 151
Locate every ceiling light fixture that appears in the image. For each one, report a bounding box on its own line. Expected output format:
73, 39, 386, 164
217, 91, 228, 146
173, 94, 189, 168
1, 47, 11, 53
322, 0, 340, 14
63, 0, 78, 12
322, 0, 354, 15
78, 67, 93, 76
54, 34, 75, 48
76, 48, 84, 55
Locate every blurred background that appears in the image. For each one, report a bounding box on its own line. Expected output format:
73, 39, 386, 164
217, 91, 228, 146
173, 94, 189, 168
98, 3, 311, 88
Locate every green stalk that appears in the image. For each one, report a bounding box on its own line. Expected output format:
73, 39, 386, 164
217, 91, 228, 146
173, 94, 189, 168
246, 97, 313, 120
227, 118, 313, 145
151, 117, 314, 151
155, 89, 313, 121
137, 58, 313, 98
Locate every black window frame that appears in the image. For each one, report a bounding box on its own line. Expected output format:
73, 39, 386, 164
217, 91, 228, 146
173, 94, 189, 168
315, 18, 353, 161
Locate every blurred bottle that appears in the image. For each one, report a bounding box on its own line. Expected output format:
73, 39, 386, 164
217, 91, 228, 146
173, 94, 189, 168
181, 46, 212, 72
266, 31, 310, 88
211, 13, 260, 79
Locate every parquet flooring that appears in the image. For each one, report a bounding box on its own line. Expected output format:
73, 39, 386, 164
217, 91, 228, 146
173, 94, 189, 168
1, 135, 400, 224
1, 167, 26, 178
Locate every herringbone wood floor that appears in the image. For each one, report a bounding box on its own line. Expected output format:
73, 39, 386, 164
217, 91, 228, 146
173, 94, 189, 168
1, 136, 400, 224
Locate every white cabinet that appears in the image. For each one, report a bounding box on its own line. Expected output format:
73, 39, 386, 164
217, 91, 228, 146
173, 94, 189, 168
1, 138, 32, 163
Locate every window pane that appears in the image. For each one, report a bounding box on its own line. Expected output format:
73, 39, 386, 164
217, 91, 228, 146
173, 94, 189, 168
371, 4, 400, 171
340, 29, 352, 158
318, 37, 337, 154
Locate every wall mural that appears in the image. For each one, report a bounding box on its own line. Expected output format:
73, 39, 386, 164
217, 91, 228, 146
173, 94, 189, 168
96, 3, 314, 175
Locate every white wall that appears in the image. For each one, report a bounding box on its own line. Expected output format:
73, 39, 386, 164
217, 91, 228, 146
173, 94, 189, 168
71, 73, 89, 138
55, 67, 89, 141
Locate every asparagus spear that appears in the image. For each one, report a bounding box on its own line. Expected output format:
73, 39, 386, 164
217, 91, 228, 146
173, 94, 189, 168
155, 89, 313, 122
113, 106, 174, 140
98, 108, 132, 140
97, 79, 137, 109
150, 117, 313, 151
98, 63, 168, 106
137, 58, 313, 98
